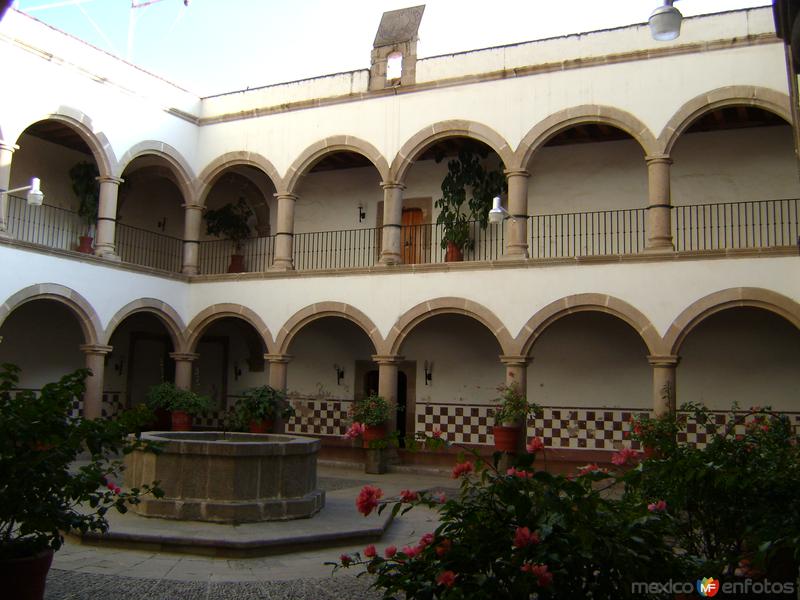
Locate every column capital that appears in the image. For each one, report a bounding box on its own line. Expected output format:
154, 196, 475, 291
170, 352, 200, 362
80, 344, 113, 356
96, 176, 124, 186
380, 180, 406, 191
372, 354, 404, 365
264, 353, 293, 364
500, 354, 531, 367
273, 192, 298, 201
0, 141, 19, 153
647, 354, 680, 367
645, 154, 673, 166
503, 169, 530, 179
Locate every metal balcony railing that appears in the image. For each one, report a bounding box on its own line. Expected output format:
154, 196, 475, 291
5, 194, 84, 252
116, 223, 183, 273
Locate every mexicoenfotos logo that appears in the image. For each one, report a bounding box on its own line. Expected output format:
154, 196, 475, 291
697, 577, 720, 597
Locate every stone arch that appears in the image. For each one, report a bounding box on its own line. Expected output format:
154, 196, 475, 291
514, 105, 658, 170
0, 283, 102, 346
196, 151, 283, 206
664, 288, 800, 355
14, 107, 117, 177
386, 297, 514, 356
517, 294, 662, 357
658, 86, 792, 155
186, 304, 275, 354
117, 141, 196, 202
276, 302, 382, 355
390, 120, 515, 183
103, 299, 187, 351
283, 136, 390, 195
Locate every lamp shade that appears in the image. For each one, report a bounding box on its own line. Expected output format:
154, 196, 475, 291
27, 177, 44, 206
488, 196, 505, 224
649, 4, 682, 41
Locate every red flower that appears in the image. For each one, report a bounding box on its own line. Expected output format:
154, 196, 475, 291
340, 553, 352, 566
402, 545, 421, 558
576, 463, 606, 477
526, 436, 545, 453
451, 461, 473, 479
344, 422, 365, 439
432, 427, 444, 439
435, 539, 451, 557
513, 526, 540, 548
400, 489, 418, 503
363, 544, 376, 558
418, 532, 435, 549
436, 570, 457, 588
507, 467, 533, 479
106, 481, 116, 491
356, 485, 383, 516
522, 562, 553, 587
113, 486, 121, 495
611, 447, 640, 466
384, 545, 397, 558
647, 500, 667, 513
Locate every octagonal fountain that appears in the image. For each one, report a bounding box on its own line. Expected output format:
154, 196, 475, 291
125, 432, 325, 523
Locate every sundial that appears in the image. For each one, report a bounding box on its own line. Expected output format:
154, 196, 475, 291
374, 5, 425, 47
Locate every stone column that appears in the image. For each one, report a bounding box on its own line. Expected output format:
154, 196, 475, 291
647, 355, 679, 417
181, 202, 204, 275
645, 154, 674, 252
94, 176, 123, 259
266, 354, 292, 432
170, 352, 199, 391
0, 141, 19, 238
379, 181, 405, 265
271, 193, 297, 270
504, 170, 530, 258
80, 344, 112, 419
372, 355, 403, 432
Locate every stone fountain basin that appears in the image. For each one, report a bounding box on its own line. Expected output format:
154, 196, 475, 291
125, 432, 325, 523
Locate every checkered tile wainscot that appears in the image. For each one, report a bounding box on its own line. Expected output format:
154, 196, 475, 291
285, 397, 353, 436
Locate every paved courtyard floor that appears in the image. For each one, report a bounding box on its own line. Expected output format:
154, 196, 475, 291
45, 465, 453, 599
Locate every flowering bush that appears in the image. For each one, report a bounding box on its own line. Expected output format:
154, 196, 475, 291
349, 393, 390, 427
229, 385, 294, 430
490, 382, 542, 425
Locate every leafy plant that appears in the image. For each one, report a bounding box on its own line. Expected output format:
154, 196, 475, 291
203, 197, 253, 252
349, 393, 390, 427
145, 382, 211, 415
434, 148, 505, 252
491, 382, 541, 426
229, 385, 294, 430
69, 161, 99, 232
0, 363, 163, 559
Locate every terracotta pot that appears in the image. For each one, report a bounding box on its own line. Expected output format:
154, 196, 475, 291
445, 242, 463, 262
77, 236, 94, 254
248, 419, 273, 434
227, 253, 245, 273
170, 410, 192, 431
362, 424, 387, 448
493, 425, 522, 453
0, 548, 54, 600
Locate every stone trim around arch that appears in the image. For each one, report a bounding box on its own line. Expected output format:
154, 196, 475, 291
117, 141, 196, 202
516, 294, 663, 357
385, 297, 515, 356
103, 298, 187, 351
390, 121, 515, 183
0, 283, 102, 346
658, 86, 792, 155
195, 152, 283, 207
14, 107, 117, 178
283, 136, 391, 195
663, 287, 800, 355
275, 302, 383, 355
513, 105, 659, 170
185, 304, 275, 354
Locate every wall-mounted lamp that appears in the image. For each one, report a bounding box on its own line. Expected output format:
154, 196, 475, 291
114, 356, 125, 376
234, 362, 242, 381
488, 196, 515, 224
1, 177, 44, 206
649, 1, 682, 41
357, 204, 366, 223
333, 363, 345, 385
424, 360, 433, 385
156, 217, 166, 232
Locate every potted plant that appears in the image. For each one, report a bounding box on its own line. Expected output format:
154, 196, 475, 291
69, 161, 99, 254
0, 364, 163, 600
434, 148, 505, 262
203, 197, 253, 273
349, 393, 390, 448
145, 382, 211, 431
491, 382, 541, 453
230, 385, 295, 433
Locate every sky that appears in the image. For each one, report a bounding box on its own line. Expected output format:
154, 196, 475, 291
11, 0, 770, 96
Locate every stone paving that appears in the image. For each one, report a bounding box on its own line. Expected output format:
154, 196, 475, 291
45, 465, 453, 599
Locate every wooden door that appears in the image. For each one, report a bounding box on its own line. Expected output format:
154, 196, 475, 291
401, 208, 424, 264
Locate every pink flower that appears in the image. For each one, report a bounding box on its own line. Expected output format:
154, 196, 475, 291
384, 545, 397, 558
106, 481, 116, 491
432, 427, 444, 439
344, 422, 365, 439
513, 526, 540, 548
507, 467, 533, 479
611, 447, 640, 466
521, 563, 553, 587
576, 463, 606, 477
434, 491, 446, 504
340, 553, 352, 566
363, 544, 376, 558
402, 545, 421, 558
526, 436, 545, 453
400, 489, 418, 503
647, 500, 667, 513
356, 485, 383, 516
113, 486, 121, 495
451, 461, 473, 479
418, 533, 435, 549
436, 570, 457, 588
435, 539, 451, 557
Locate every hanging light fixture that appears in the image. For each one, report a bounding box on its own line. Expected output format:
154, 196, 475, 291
649, 1, 683, 42
1, 177, 44, 206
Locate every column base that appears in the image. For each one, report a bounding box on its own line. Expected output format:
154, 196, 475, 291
500, 244, 529, 260
269, 261, 295, 272
97, 251, 121, 262
182, 265, 199, 276
379, 252, 402, 266
0, 229, 13, 240
643, 241, 675, 255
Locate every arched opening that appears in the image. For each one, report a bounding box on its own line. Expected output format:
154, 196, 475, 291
679, 307, 800, 412
527, 312, 650, 450
671, 106, 799, 251
526, 123, 647, 257
9, 120, 102, 252
386, 51, 403, 82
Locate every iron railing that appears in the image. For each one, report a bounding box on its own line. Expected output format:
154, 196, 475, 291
116, 223, 183, 272
398, 220, 506, 263
673, 198, 799, 251
5, 194, 84, 251
293, 227, 378, 270
198, 235, 275, 275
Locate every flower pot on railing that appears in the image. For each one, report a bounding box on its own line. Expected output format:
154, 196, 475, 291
228, 253, 245, 273
77, 235, 94, 254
